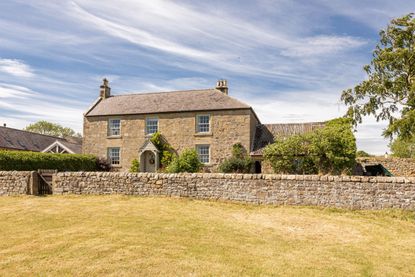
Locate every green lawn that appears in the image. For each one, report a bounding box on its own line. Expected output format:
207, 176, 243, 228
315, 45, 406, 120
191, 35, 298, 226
0, 196, 414, 276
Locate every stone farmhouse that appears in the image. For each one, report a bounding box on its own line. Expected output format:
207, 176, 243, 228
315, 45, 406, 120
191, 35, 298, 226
83, 79, 324, 172
0, 125, 82, 154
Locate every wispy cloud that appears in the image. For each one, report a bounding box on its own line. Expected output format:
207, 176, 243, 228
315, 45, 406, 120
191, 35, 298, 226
0, 59, 34, 78
280, 35, 367, 58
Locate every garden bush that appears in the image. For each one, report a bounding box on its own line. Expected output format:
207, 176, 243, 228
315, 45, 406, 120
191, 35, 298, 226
166, 149, 202, 173
264, 118, 356, 175
219, 143, 253, 173
129, 159, 140, 172
0, 150, 99, 171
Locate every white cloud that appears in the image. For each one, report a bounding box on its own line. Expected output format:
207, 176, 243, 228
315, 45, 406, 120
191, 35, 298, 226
281, 35, 367, 58
0, 59, 34, 78
0, 82, 84, 132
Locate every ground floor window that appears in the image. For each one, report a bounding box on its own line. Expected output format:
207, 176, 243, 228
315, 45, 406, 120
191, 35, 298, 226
107, 147, 121, 165
196, 145, 210, 164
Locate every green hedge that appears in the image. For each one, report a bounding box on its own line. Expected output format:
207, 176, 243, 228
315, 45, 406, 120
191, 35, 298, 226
0, 150, 98, 171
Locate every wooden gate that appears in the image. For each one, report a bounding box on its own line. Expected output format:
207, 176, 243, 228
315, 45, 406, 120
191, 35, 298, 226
37, 170, 57, 195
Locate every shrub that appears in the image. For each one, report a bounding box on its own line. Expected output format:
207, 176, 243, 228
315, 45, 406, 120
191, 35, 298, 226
219, 143, 253, 173
96, 157, 111, 171
310, 118, 356, 175
263, 134, 316, 174
166, 149, 202, 173
264, 118, 356, 175
0, 150, 98, 171
129, 159, 140, 172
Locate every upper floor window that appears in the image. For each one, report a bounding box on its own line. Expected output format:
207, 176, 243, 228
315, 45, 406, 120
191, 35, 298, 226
107, 147, 120, 166
146, 117, 158, 135
196, 145, 210, 164
108, 119, 121, 136
196, 115, 210, 133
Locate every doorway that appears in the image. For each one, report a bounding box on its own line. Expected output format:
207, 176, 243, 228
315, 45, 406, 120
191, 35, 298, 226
142, 150, 156, 172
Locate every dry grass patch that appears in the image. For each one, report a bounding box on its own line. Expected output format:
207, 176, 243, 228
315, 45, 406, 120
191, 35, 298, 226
0, 196, 414, 276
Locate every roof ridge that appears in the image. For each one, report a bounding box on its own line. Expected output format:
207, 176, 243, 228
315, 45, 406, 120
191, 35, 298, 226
111, 88, 215, 97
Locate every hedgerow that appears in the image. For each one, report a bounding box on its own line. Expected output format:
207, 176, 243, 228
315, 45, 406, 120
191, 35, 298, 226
0, 150, 99, 171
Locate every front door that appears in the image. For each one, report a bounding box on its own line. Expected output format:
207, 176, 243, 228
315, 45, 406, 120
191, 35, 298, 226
143, 151, 156, 172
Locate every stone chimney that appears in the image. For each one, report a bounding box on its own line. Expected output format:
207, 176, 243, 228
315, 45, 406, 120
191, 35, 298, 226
216, 79, 228, 95
100, 78, 111, 99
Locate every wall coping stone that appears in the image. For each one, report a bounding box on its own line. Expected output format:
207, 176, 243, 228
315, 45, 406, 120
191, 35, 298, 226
54, 172, 415, 183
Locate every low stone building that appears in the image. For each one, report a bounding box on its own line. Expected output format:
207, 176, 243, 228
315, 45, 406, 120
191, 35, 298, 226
83, 79, 323, 172
0, 126, 82, 154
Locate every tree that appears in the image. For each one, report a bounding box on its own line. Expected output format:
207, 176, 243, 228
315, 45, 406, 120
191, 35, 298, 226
341, 13, 415, 139
356, 150, 372, 157
25, 120, 81, 138
219, 143, 253, 173
390, 136, 415, 158
263, 118, 356, 175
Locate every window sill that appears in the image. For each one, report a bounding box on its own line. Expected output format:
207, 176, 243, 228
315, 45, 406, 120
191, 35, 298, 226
194, 132, 212, 137
110, 164, 122, 168
107, 135, 122, 139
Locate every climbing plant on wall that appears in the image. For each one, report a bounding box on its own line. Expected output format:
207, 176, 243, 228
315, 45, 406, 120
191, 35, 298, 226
150, 132, 174, 169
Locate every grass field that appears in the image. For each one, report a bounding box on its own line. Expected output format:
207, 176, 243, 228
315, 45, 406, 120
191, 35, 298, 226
0, 196, 414, 276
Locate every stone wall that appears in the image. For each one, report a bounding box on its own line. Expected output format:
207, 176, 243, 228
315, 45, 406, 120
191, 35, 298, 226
0, 171, 32, 195
357, 157, 415, 177
53, 172, 415, 210
83, 109, 256, 171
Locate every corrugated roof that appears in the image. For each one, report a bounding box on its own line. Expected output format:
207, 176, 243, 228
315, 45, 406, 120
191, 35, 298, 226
86, 89, 251, 116
0, 127, 82, 153
251, 122, 325, 156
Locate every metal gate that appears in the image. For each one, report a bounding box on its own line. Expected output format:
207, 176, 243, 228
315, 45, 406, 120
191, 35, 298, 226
37, 170, 56, 195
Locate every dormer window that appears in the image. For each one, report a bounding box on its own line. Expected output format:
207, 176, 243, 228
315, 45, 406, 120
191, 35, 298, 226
196, 115, 210, 133
146, 117, 158, 135
108, 119, 121, 136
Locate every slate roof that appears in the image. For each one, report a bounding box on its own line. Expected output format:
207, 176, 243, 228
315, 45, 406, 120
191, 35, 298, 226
86, 89, 251, 116
0, 126, 82, 153
251, 122, 325, 156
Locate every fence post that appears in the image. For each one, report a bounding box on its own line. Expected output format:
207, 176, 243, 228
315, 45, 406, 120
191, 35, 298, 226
29, 171, 39, 195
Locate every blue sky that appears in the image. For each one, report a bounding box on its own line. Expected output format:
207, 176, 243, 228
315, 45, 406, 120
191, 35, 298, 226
0, 1, 413, 154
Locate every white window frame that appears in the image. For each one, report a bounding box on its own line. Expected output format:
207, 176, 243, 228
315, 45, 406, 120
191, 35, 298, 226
146, 117, 158, 135
196, 114, 210, 133
108, 118, 121, 137
107, 147, 121, 166
196, 145, 210, 164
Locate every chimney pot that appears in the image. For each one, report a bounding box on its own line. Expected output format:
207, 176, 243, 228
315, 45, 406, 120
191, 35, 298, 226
215, 79, 228, 95
100, 78, 111, 99
3, 123, 6, 127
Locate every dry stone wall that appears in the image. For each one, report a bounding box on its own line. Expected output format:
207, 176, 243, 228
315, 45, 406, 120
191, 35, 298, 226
0, 171, 32, 195
357, 157, 415, 177
53, 172, 415, 210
